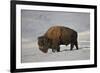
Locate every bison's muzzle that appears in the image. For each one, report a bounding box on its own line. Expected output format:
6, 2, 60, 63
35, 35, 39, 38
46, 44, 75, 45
39, 48, 48, 53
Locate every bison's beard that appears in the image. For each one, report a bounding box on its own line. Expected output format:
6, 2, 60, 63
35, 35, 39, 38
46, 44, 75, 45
39, 48, 48, 53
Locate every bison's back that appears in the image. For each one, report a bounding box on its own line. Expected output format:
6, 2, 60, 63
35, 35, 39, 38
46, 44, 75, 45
44, 26, 77, 43
60, 27, 77, 44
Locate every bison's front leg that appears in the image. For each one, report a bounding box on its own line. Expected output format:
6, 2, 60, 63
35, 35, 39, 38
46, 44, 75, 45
57, 46, 60, 52
52, 40, 60, 53
52, 45, 60, 53
52, 49, 56, 53
52, 45, 58, 53
51, 45, 60, 53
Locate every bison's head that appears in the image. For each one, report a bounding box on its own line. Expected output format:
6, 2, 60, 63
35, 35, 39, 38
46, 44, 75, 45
38, 36, 51, 53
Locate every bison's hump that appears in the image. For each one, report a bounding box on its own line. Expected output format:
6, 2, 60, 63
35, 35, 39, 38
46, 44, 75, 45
44, 26, 77, 40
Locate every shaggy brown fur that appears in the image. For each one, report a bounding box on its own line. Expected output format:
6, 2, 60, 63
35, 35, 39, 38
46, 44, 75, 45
38, 26, 78, 53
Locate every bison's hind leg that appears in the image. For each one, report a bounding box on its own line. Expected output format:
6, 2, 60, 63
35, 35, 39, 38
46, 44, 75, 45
70, 43, 74, 50
74, 40, 78, 50
70, 40, 78, 50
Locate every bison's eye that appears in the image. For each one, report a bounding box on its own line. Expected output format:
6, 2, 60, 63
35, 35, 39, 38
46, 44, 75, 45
38, 36, 49, 47
38, 41, 43, 46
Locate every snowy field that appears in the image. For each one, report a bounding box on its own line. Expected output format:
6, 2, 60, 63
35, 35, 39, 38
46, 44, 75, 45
21, 41, 90, 63
21, 10, 90, 63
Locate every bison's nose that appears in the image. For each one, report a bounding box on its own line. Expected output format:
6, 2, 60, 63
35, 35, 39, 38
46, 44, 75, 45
39, 48, 48, 53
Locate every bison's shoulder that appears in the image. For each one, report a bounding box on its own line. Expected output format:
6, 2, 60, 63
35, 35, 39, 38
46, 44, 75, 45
44, 26, 62, 40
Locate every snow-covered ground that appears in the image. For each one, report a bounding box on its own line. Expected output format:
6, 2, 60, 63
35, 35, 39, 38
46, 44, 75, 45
21, 10, 90, 63
21, 41, 90, 63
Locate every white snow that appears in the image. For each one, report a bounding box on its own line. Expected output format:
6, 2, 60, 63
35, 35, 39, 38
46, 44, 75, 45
21, 41, 90, 63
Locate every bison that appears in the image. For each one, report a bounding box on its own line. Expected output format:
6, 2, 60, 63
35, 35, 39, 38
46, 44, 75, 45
38, 26, 78, 53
